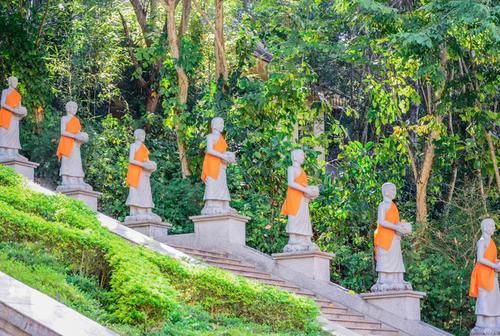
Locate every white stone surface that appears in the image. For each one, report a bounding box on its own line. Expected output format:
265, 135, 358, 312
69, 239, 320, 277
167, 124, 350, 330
0, 272, 118, 336
201, 118, 237, 215
282, 149, 320, 252
190, 214, 249, 246
0, 159, 38, 180
273, 250, 333, 281
56, 186, 102, 211
360, 290, 426, 320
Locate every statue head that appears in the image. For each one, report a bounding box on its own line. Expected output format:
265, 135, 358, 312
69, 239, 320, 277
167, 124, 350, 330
480, 218, 496, 236
291, 149, 305, 165
65, 101, 78, 115
7, 76, 18, 89
382, 182, 397, 200
134, 129, 146, 142
211, 117, 224, 133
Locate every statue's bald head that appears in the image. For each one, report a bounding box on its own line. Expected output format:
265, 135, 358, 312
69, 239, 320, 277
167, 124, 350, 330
480, 218, 495, 234
65, 101, 78, 115
134, 129, 146, 142
7, 76, 18, 88
211, 117, 224, 131
381, 182, 397, 199
291, 149, 305, 164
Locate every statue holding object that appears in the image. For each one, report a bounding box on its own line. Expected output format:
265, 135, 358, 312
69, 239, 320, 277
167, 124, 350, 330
372, 182, 413, 292
281, 149, 320, 252
200, 117, 237, 215
125, 129, 161, 223
56, 101, 91, 191
0, 76, 28, 161
469, 218, 500, 336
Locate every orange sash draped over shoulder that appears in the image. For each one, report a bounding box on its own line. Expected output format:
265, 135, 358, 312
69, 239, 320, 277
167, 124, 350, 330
126, 144, 149, 188
374, 202, 400, 251
281, 169, 308, 216
56, 116, 81, 159
201, 135, 227, 182
469, 240, 498, 298
0, 89, 21, 129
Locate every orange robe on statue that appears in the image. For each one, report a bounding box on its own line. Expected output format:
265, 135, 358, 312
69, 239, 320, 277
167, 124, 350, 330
0, 89, 21, 129
374, 202, 399, 251
281, 169, 308, 216
126, 144, 149, 188
201, 135, 227, 182
469, 240, 499, 298
56, 116, 81, 160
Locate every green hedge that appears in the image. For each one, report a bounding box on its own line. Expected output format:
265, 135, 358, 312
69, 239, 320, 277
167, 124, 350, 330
0, 165, 321, 334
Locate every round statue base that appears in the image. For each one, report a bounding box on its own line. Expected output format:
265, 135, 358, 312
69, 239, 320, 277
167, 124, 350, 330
56, 186, 102, 211
0, 158, 39, 180
272, 250, 333, 281
360, 290, 426, 321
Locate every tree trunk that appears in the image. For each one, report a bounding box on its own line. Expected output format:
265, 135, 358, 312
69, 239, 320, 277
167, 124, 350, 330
485, 131, 500, 192
166, 0, 191, 178
415, 135, 435, 225
146, 91, 160, 113
214, 0, 227, 81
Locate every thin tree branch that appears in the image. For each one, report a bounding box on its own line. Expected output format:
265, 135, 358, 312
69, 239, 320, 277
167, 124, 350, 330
119, 11, 147, 88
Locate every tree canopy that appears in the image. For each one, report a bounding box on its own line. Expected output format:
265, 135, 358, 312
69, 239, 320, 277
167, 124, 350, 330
0, 1, 498, 335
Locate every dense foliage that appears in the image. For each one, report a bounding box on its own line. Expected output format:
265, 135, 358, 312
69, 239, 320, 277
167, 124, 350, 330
1, 1, 498, 335
0, 166, 322, 335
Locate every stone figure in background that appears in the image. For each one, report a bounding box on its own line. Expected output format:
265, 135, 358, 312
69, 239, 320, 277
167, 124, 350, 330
372, 182, 413, 292
281, 149, 320, 252
200, 117, 236, 215
56, 101, 91, 190
0, 76, 28, 161
469, 218, 500, 335
125, 129, 160, 223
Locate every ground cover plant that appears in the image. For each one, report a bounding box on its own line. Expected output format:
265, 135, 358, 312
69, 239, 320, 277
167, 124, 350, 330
0, 166, 323, 336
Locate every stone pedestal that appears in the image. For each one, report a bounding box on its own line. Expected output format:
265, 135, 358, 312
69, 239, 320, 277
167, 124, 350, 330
0, 158, 38, 180
470, 326, 500, 336
56, 186, 102, 211
190, 214, 250, 246
272, 251, 333, 281
360, 290, 426, 321
123, 218, 171, 241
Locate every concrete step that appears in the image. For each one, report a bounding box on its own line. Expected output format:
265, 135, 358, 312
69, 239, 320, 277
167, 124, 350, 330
321, 311, 368, 322
316, 301, 347, 310
195, 254, 247, 266
325, 318, 382, 329
168, 245, 230, 258
349, 325, 400, 336
205, 260, 258, 272
176, 249, 244, 264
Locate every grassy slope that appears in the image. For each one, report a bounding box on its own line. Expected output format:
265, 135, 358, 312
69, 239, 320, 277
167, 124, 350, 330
0, 166, 325, 336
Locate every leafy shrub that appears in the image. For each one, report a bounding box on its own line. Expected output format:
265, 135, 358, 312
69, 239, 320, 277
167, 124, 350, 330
0, 165, 321, 334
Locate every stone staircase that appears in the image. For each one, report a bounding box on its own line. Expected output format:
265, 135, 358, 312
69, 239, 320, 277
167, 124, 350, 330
170, 244, 400, 336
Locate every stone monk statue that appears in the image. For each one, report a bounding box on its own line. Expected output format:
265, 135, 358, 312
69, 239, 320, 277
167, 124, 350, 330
56, 101, 91, 190
200, 117, 236, 215
281, 149, 320, 252
0, 76, 28, 161
469, 218, 500, 335
372, 182, 412, 292
125, 129, 160, 222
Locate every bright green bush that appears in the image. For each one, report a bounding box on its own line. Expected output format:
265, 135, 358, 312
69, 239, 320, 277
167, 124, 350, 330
0, 165, 321, 334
